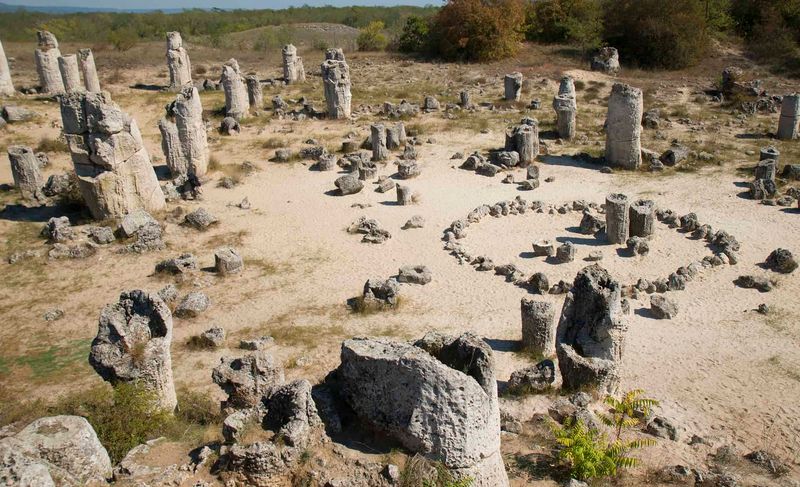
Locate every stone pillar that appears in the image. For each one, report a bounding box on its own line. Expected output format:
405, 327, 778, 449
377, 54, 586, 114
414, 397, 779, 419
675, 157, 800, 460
460, 90, 472, 109
629, 199, 655, 238
7, 145, 43, 200
605, 193, 630, 244
553, 96, 576, 140
504, 72, 523, 101
59, 91, 166, 220
371, 124, 388, 161
321, 49, 352, 119
521, 299, 555, 357
173, 86, 209, 178
282, 44, 305, 84
158, 118, 184, 176
89, 290, 177, 412
505, 119, 539, 166
605, 83, 643, 170
755, 159, 776, 183
78, 48, 101, 92
166, 31, 192, 91
558, 75, 576, 101
386, 123, 406, 150
759, 146, 779, 163
245, 75, 263, 111
220, 59, 248, 120
556, 265, 627, 393
34, 30, 65, 94
397, 184, 413, 205
777, 94, 799, 140
58, 54, 83, 93
0, 40, 14, 96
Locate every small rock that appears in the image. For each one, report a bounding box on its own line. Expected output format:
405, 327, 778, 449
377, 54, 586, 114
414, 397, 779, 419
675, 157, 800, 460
239, 336, 274, 351
650, 295, 678, 319
215, 247, 244, 275
174, 292, 210, 318
183, 208, 219, 230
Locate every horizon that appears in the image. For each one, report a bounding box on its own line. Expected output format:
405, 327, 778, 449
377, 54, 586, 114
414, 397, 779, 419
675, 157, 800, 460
0, 0, 438, 9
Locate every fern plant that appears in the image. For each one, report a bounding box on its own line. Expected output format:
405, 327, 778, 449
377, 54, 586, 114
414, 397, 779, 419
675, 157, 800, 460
600, 389, 660, 441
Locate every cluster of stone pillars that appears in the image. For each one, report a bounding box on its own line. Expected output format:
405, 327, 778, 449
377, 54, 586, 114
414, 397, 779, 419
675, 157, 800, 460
604, 193, 656, 244
31, 31, 101, 95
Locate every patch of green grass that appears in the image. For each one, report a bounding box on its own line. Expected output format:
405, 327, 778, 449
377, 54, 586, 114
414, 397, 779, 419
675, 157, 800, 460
7, 339, 92, 380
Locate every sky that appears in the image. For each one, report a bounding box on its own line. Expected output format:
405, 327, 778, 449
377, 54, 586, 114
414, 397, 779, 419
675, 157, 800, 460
0, 0, 438, 8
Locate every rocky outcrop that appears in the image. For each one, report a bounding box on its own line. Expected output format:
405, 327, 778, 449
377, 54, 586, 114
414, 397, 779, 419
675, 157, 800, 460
0, 40, 13, 96
166, 32, 192, 91
59, 91, 166, 219
0, 415, 112, 485
281, 44, 305, 84
221, 59, 249, 120
77, 48, 101, 92
337, 335, 509, 486
89, 290, 177, 411
321, 48, 352, 119
212, 351, 285, 411
605, 83, 643, 169
34, 31, 64, 94
556, 265, 627, 393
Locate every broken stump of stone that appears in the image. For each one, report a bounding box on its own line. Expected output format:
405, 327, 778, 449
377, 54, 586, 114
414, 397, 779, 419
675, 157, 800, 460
553, 95, 576, 140
371, 123, 387, 162
282, 44, 305, 84
629, 199, 655, 238
7, 145, 44, 201
215, 247, 244, 275
166, 32, 192, 91
605, 83, 643, 170
504, 72, 523, 102
34, 30, 65, 94
556, 265, 627, 393
505, 118, 539, 166
521, 299, 555, 357
605, 193, 630, 244
78, 48, 101, 92
245, 74, 263, 111
777, 94, 799, 141
89, 290, 177, 411
396, 184, 413, 205
221, 59, 249, 120
58, 54, 82, 93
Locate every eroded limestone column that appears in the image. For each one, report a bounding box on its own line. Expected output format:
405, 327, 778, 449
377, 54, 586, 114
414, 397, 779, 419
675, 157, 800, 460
386, 123, 406, 150
605, 83, 643, 170
777, 94, 799, 140
558, 75, 576, 101
173, 86, 209, 178
221, 59, 248, 120
58, 54, 83, 93
505, 118, 539, 166
321, 49, 351, 119
605, 193, 630, 244
78, 48, 101, 92
158, 118, 184, 176
460, 90, 472, 109
521, 299, 555, 357
629, 199, 655, 238
0, 40, 14, 96
282, 44, 305, 84
553, 96, 576, 140
504, 72, 523, 102
246, 75, 263, 111
371, 124, 388, 162
59, 91, 166, 219
7, 145, 43, 200
166, 32, 192, 91
34, 30, 65, 94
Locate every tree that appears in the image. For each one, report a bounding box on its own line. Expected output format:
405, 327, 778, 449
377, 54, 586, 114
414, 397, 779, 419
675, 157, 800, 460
397, 15, 430, 53
357, 20, 388, 51
524, 0, 603, 51
430, 0, 525, 62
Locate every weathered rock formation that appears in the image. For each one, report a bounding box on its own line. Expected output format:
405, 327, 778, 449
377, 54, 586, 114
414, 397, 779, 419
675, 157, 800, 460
521, 299, 555, 357
337, 335, 509, 486
504, 72, 523, 102
166, 31, 192, 90
629, 199, 655, 238
505, 118, 539, 166
553, 95, 576, 140
212, 351, 285, 410
321, 48, 352, 119
77, 48, 101, 92
57, 54, 82, 93
556, 265, 627, 393
159, 86, 209, 179
281, 44, 305, 84
777, 94, 799, 140
245, 75, 263, 111
0, 40, 14, 96
7, 145, 44, 201
34, 31, 65, 94
89, 290, 177, 411
591, 47, 620, 74
59, 91, 166, 219
605, 193, 630, 244
221, 59, 249, 120
605, 83, 643, 169
371, 123, 387, 161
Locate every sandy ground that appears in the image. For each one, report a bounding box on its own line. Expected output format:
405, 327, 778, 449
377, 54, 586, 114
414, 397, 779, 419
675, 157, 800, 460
1, 38, 799, 484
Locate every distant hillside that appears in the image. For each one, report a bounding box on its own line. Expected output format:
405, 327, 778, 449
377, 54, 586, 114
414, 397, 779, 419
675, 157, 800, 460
0, 1, 185, 13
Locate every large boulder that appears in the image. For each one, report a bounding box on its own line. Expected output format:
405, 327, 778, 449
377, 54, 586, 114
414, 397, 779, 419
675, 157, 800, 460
336, 335, 509, 486
212, 351, 285, 411
556, 265, 627, 393
89, 290, 177, 411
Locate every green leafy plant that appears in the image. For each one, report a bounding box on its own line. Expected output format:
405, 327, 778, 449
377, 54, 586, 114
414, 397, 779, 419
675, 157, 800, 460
357, 20, 389, 51
397, 15, 430, 53
599, 388, 659, 441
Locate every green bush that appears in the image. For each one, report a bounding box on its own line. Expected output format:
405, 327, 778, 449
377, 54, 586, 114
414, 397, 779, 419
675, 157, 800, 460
397, 15, 431, 53
524, 0, 602, 51
357, 20, 389, 51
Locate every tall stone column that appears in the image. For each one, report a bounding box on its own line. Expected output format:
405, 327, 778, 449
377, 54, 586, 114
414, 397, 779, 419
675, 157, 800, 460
158, 118, 183, 177
558, 75, 576, 101
166, 31, 192, 91
460, 90, 473, 109
504, 72, 523, 101
605, 83, 643, 169
553, 96, 576, 140
777, 94, 799, 140
59, 91, 166, 219
0, 40, 14, 96
282, 44, 305, 84
78, 48, 101, 92
505, 118, 539, 166
58, 54, 83, 93
173, 86, 209, 178
221, 59, 248, 121
34, 30, 65, 94
371, 124, 387, 162
521, 299, 555, 357
629, 199, 655, 238
605, 193, 630, 244
321, 49, 352, 119
245, 75, 263, 111
7, 145, 43, 200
